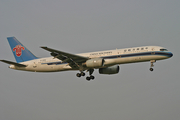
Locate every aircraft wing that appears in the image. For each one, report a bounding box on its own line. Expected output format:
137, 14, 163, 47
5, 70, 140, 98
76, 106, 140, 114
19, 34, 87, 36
0, 60, 27, 67
41, 47, 89, 69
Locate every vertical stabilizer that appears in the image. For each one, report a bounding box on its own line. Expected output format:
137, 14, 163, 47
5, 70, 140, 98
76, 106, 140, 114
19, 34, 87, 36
7, 37, 37, 63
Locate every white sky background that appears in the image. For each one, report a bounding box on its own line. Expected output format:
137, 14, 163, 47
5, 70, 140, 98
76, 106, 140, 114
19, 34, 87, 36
0, 0, 180, 120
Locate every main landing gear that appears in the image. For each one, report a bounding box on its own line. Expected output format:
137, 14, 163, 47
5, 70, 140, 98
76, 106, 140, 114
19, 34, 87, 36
86, 69, 95, 81
150, 60, 156, 71
76, 72, 85, 77
76, 69, 95, 81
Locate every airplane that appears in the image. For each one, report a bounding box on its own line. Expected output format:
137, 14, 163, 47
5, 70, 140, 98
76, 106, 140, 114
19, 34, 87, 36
0, 37, 173, 81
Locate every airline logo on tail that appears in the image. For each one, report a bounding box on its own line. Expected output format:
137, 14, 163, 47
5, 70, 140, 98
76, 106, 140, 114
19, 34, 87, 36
13, 45, 25, 57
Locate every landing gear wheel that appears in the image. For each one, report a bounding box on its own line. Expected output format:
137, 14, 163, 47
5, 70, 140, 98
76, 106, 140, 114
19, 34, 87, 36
81, 72, 85, 76
76, 73, 81, 77
90, 75, 95, 80
150, 68, 153, 71
86, 77, 91, 81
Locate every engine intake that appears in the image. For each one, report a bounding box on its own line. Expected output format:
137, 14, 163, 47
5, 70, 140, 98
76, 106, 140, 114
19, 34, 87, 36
86, 58, 104, 68
99, 65, 120, 74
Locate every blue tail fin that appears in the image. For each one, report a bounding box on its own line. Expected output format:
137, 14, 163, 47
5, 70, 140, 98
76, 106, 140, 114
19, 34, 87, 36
7, 37, 37, 63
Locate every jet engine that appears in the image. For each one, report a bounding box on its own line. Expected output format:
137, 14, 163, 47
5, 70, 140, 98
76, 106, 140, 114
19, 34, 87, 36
99, 65, 120, 74
86, 58, 104, 68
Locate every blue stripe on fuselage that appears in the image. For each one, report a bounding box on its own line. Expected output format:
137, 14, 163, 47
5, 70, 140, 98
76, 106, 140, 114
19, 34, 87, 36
102, 51, 173, 59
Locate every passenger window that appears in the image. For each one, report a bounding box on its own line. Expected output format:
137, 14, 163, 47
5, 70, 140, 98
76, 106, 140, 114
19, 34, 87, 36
137, 48, 139, 50
146, 47, 148, 49
124, 50, 127, 52
141, 48, 144, 50
133, 49, 135, 51
128, 49, 131, 51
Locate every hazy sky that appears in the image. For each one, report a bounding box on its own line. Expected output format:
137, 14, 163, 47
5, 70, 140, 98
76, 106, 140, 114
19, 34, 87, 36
0, 0, 180, 120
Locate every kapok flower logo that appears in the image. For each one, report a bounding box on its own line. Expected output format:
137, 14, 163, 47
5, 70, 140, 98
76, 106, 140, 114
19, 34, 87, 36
13, 45, 25, 57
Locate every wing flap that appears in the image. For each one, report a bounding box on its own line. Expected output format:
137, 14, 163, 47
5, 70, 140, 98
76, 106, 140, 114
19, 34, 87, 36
0, 60, 27, 67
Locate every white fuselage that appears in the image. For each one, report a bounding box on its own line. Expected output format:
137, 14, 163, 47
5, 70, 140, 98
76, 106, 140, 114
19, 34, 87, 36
9, 46, 173, 72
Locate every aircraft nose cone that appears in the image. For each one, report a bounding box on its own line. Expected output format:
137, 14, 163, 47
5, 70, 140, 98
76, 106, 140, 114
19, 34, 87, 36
168, 52, 173, 57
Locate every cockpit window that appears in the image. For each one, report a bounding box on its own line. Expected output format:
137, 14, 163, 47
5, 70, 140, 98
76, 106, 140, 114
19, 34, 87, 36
160, 49, 168, 51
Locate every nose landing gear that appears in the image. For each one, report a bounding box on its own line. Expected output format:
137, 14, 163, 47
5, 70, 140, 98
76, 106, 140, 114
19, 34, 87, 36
150, 60, 156, 71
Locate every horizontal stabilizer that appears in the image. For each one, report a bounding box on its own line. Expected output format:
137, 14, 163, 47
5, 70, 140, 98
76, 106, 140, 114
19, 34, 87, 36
0, 60, 27, 67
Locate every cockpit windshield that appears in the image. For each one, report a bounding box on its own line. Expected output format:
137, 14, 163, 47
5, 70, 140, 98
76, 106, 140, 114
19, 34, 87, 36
160, 49, 168, 51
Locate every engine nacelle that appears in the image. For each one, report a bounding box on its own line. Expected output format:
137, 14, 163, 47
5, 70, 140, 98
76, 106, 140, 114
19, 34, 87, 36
99, 65, 120, 74
86, 58, 104, 68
